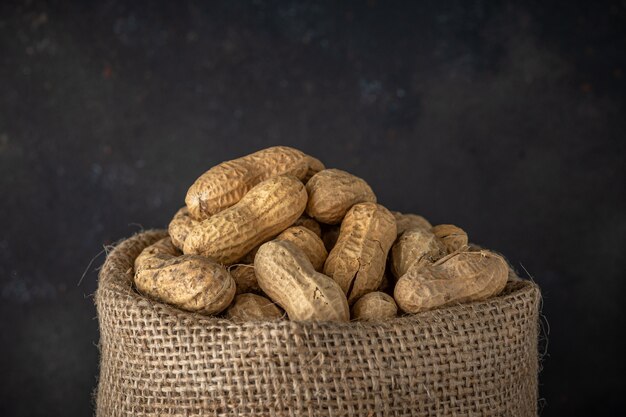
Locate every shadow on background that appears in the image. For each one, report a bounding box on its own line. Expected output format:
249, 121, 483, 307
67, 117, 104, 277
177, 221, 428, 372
0, 1, 624, 416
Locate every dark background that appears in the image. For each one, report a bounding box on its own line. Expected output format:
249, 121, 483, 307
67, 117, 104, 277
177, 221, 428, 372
1, 0, 624, 416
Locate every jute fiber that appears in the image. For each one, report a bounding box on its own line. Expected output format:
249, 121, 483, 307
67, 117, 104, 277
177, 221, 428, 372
95, 230, 540, 417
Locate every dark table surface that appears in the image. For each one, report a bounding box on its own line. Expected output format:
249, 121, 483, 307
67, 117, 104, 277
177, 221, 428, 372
1, 1, 625, 416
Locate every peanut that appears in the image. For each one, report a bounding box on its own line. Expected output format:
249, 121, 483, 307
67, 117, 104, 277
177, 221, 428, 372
185, 146, 313, 219
392, 211, 432, 235
168, 207, 199, 250
324, 202, 397, 304
394, 250, 508, 313
305, 169, 377, 224
431, 224, 468, 253
225, 293, 284, 322
183, 176, 307, 264
303, 155, 325, 182
275, 226, 328, 271
229, 264, 261, 295
254, 240, 349, 322
390, 227, 447, 278
134, 237, 236, 315
351, 292, 398, 321
292, 215, 322, 238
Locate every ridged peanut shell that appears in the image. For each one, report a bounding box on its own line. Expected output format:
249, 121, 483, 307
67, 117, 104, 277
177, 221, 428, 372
225, 293, 284, 322
351, 292, 398, 321
391, 227, 447, 278
183, 176, 307, 264
324, 202, 397, 304
305, 169, 377, 224
394, 250, 509, 314
392, 211, 433, 235
255, 240, 349, 322
168, 207, 198, 250
185, 146, 310, 219
275, 226, 328, 271
431, 224, 469, 253
134, 237, 236, 315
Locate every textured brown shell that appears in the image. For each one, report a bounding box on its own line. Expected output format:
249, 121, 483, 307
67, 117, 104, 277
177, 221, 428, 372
305, 169, 377, 224
394, 250, 509, 314
185, 146, 310, 219
292, 215, 322, 238
303, 155, 325, 182
275, 226, 328, 271
431, 224, 469, 253
168, 207, 199, 250
392, 211, 433, 235
390, 227, 447, 278
324, 202, 397, 304
255, 240, 350, 322
351, 291, 398, 321
183, 176, 307, 264
134, 237, 236, 315
229, 264, 261, 295
225, 293, 284, 322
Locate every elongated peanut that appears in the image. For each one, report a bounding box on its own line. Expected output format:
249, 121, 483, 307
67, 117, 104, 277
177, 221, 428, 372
431, 224, 468, 253
225, 293, 284, 322
324, 202, 397, 304
390, 227, 447, 278
186, 146, 311, 219
351, 292, 398, 321
392, 211, 432, 235
306, 169, 377, 224
229, 264, 261, 294
275, 226, 328, 271
255, 240, 349, 322
134, 237, 236, 315
183, 176, 307, 264
168, 207, 199, 250
394, 250, 508, 313
293, 215, 322, 237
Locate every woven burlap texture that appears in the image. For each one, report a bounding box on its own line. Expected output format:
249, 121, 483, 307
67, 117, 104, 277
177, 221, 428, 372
95, 230, 540, 417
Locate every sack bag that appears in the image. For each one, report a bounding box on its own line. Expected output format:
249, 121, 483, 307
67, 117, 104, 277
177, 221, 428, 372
95, 230, 540, 417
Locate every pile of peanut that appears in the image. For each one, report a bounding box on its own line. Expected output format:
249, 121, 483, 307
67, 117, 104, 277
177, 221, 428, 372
134, 146, 510, 322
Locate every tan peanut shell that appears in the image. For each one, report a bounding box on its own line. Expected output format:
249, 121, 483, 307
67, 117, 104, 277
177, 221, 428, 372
305, 169, 377, 224
431, 224, 469, 253
229, 264, 261, 295
134, 237, 236, 315
275, 226, 328, 271
324, 202, 397, 304
393, 211, 433, 235
292, 215, 322, 237
183, 176, 307, 264
168, 207, 198, 250
394, 250, 509, 314
185, 146, 311, 219
391, 227, 447, 278
225, 293, 284, 322
303, 155, 325, 182
254, 240, 350, 322
351, 292, 398, 321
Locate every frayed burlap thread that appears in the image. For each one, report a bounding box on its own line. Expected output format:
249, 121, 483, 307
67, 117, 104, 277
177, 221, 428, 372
95, 230, 540, 417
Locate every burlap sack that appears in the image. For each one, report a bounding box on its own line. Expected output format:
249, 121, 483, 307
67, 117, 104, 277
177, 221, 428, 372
95, 230, 541, 417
